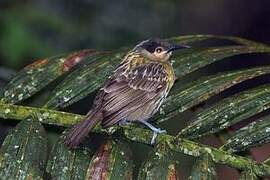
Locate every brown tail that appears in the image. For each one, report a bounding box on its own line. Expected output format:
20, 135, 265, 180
64, 111, 101, 148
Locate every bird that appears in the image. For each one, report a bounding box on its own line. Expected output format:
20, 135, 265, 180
64, 38, 189, 148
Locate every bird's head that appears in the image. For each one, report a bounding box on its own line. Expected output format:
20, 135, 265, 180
132, 38, 189, 62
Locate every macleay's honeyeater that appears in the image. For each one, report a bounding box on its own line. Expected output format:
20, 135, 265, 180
64, 39, 189, 148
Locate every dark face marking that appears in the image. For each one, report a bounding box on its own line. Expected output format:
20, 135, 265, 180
143, 41, 161, 53
140, 39, 171, 53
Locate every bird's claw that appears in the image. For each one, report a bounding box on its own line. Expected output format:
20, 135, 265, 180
150, 128, 167, 145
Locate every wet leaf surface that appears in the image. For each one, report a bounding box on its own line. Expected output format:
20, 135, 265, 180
46, 133, 94, 180
44, 45, 270, 110
180, 84, 270, 139
172, 45, 269, 78
44, 51, 124, 109
156, 66, 270, 123
0, 118, 47, 179
1, 50, 101, 104
138, 143, 180, 180
1, 35, 270, 179
86, 139, 133, 180
221, 115, 270, 153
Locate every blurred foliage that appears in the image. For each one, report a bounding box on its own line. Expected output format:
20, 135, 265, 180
0, 0, 179, 68
2, 0, 270, 69
0, 7, 56, 68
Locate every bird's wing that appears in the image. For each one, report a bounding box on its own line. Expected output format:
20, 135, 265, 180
99, 61, 170, 127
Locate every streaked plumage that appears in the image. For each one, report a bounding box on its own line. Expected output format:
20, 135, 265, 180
64, 39, 188, 148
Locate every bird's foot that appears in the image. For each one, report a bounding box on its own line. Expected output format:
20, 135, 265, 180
139, 120, 167, 145
151, 128, 166, 145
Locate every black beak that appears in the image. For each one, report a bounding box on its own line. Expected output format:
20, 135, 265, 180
167, 44, 190, 53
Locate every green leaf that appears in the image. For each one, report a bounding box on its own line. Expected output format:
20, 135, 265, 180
0, 102, 270, 177
180, 84, 270, 139
189, 153, 217, 180
2, 34, 269, 107
0, 102, 84, 127
0, 154, 43, 180
221, 116, 270, 153
1, 50, 100, 104
85, 139, 133, 180
172, 45, 269, 78
0, 118, 47, 179
46, 134, 94, 180
44, 45, 270, 110
2, 34, 270, 178
44, 51, 125, 109
138, 143, 179, 180
156, 66, 270, 123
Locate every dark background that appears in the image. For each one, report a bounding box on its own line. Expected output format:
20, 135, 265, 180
1, 0, 270, 69
1, 1, 270, 179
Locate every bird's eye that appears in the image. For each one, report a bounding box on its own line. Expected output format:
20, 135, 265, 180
155, 47, 163, 53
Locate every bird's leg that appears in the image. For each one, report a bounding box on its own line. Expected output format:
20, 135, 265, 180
139, 120, 166, 145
